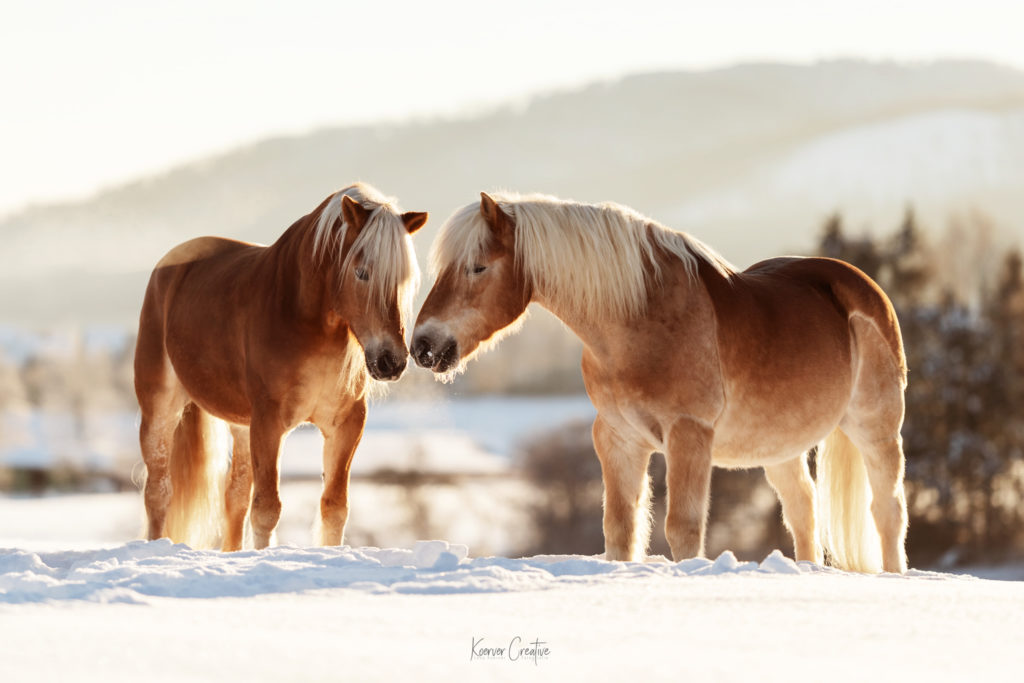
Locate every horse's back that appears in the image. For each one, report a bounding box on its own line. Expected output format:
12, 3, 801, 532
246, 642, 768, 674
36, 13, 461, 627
145, 236, 264, 309
155, 236, 258, 270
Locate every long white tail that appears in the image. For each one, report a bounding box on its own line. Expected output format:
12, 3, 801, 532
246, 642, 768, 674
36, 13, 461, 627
163, 403, 230, 549
816, 428, 883, 573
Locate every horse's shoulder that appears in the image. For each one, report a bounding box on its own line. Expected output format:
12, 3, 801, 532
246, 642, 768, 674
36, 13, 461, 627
156, 236, 259, 268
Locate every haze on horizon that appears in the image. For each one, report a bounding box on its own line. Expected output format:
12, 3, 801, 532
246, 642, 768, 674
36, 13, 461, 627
2, 0, 1023, 216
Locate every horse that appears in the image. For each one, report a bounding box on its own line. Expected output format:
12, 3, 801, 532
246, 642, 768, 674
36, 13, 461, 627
411, 192, 908, 573
134, 182, 426, 550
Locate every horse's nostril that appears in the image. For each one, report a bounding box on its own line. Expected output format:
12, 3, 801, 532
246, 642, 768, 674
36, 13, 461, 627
411, 337, 435, 368
434, 338, 458, 372
376, 351, 396, 376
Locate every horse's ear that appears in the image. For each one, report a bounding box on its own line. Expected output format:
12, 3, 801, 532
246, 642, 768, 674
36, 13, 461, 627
401, 211, 428, 235
341, 195, 371, 233
480, 192, 512, 239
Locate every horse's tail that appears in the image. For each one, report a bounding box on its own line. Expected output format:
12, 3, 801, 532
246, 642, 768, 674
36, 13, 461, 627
816, 427, 883, 573
163, 403, 230, 549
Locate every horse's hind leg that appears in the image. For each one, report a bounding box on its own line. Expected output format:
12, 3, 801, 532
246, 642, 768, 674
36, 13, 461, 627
222, 424, 253, 551
764, 454, 823, 564
842, 314, 909, 573
593, 416, 653, 561
136, 363, 188, 541
843, 430, 908, 573
317, 400, 367, 546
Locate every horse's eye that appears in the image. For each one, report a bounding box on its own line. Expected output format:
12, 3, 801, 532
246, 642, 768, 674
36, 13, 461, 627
472, 265, 487, 275
355, 266, 369, 281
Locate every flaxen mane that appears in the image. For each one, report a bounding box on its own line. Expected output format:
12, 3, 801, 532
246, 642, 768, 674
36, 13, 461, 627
313, 182, 421, 321
433, 192, 734, 320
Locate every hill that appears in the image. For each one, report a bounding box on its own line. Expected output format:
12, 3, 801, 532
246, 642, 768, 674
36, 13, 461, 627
4, 59, 1024, 324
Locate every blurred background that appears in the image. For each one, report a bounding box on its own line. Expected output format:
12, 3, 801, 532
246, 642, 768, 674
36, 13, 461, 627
2, 0, 1024, 573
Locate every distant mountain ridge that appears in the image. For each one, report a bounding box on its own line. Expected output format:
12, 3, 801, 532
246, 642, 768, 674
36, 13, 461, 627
4, 59, 1024, 324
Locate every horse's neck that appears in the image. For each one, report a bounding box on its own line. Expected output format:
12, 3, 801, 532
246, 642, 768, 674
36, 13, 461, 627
535, 249, 708, 359
261, 213, 332, 323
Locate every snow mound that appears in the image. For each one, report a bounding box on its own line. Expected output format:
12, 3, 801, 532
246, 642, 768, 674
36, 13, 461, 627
0, 541, 964, 605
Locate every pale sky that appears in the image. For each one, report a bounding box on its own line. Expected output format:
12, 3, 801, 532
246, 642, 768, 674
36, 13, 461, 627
2, 0, 1023, 215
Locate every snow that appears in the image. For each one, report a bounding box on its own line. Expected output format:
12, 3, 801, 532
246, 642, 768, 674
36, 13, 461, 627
1, 396, 1023, 681
1, 538, 1023, 682
362, 395, 596, 457
668, 107, 1024, 258
768, 108, 1024, 203
2, 491, 1023, 682
0, 542, 845, 604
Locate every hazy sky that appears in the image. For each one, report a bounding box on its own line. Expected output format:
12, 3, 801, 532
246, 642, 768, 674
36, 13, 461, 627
2, 0, 1023, 215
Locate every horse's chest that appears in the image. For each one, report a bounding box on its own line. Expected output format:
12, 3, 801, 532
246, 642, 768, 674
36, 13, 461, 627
289, 349, 364, 420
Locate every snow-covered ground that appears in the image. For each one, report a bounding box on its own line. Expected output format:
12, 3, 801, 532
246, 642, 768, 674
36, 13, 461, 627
2, 395, 1023, 681
2, 493, 1024, 681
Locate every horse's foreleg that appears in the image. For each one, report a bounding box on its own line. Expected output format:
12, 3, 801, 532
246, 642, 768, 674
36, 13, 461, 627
764, 454, 823, 564
593, 416, 653, 561
222, 424, 253, 551
249, 412, 287, 549
317, 400, 367, 546
663, 418, 714, 562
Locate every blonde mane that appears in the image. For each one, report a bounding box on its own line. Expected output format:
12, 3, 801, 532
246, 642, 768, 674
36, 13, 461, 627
312, 182, 421, 322
432, 192, 734, 321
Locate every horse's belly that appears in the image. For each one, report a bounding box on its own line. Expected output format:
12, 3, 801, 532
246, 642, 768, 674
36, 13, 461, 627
710, 389, 849, 469
712, 430, 824, 468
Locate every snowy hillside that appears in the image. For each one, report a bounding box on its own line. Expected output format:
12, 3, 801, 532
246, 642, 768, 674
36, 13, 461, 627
669, 107, 1024, 259
4, 60, 1024, 324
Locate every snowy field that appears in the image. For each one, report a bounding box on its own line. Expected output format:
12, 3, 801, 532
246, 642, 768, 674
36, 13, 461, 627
3, 395, 1024, 681
2, 494, 1024, 681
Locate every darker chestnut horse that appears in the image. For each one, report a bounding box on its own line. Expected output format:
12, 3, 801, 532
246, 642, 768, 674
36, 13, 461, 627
413, 192, 908, 573
134, 182, 426, 550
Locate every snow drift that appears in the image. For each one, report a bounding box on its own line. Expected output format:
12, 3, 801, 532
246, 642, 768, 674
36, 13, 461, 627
0, 539, 953, 605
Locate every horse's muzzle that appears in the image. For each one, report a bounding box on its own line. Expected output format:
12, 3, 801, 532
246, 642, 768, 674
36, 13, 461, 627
365, 347, 407, 381
411, 333, 459, 373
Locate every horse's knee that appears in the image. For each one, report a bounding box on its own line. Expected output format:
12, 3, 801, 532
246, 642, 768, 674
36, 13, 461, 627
320, 495, 348, 522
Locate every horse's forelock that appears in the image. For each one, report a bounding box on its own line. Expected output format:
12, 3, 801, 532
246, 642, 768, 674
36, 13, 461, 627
313, 184, 421, 323
431, 202, 491, 276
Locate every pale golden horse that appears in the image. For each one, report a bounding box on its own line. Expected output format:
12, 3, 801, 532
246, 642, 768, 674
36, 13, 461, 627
412, 192, 908, 573
134, 183, 426, 550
